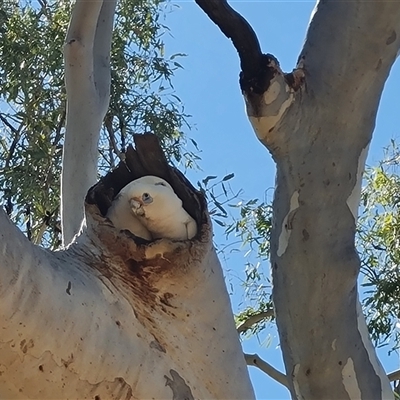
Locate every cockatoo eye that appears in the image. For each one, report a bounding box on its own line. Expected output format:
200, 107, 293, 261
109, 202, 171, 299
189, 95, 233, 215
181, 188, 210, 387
142, 193, 153, 204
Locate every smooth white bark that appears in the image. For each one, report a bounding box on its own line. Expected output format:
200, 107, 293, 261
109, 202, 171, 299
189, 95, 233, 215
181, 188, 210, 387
0, 206, 254, 399
243, 0, 400, 398
245, 353, 289, 389
0, 1, 257, 397
62, 0, 116, 245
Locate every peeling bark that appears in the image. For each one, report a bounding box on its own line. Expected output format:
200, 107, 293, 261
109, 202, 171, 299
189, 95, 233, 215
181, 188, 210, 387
267, 3, 400, 397
0, 136, 254, 399
196, 0, 400, 398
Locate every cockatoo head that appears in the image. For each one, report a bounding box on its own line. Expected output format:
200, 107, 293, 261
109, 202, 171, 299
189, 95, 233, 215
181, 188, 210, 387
123, 176, 182, 220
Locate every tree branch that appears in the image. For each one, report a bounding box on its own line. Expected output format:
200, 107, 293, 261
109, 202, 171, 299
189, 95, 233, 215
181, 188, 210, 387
0, 115, 23, 169
388, 369, 400, 382
194, 0, 262, 78
51, 109, 66, 148
0, 113, 20, 135
65, 0, 102, 50
64, 0, 103, 96
105, 115, 125, 163
194, 0, 302, 136
244, 353, 289, 389
245, 347, 400, 388
194, 0, 282, 95
237, 310, 274, 334
93, 0, 117, 115
62, 0, 116, 245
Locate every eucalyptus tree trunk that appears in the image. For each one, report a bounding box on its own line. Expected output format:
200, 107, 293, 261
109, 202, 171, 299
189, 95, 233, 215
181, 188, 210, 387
196, 0, 400, 398
0, 0, 254, 398
0, 149, 253, 398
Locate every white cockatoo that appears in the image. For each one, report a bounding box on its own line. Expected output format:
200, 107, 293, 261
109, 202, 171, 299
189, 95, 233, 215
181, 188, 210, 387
113, 175, 197, 241
106, 183, 152, 240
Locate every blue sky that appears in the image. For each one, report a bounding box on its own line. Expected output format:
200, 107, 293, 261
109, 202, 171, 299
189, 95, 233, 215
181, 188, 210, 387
162, 1, 400, 399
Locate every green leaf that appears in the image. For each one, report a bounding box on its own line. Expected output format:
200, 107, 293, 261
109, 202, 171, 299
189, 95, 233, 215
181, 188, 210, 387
222, 173, 234, 181
202, 175, 217, 186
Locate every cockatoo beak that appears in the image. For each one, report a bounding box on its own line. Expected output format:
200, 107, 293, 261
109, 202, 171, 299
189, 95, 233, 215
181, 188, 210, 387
130, 197, 146, 217
130, 197, 143, 209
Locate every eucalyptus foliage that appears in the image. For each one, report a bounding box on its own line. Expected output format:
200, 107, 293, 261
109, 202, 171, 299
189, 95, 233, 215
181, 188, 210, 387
358, 143, 400, 350
227, 198, 274, 335
0, 0, 189, 248
230, 146, 400, 349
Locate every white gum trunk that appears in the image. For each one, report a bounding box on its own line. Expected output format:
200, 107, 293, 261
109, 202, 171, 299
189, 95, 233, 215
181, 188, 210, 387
0, 1, 255, 398
243, 1, 400, 398
0, 205, 254, 399
61, 0, 116, 245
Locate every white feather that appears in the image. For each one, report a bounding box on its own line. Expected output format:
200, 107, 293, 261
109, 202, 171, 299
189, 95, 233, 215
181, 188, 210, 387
106, 185, 152, 240
121, 175, 197, 241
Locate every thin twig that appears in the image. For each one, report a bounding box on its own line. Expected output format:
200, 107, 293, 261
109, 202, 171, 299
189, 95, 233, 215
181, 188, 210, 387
0, 115, 23, 169
0, 113, 19, 135
52, 109, 66, 148
105, 115, 125, 162
244, 353, 289, 388
33, 222, 47, 245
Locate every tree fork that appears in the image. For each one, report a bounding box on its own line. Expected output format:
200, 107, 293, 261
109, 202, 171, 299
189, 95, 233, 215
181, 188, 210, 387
195, 0, 400, 398
194, 0, 304, 155
0, 134, 255, 399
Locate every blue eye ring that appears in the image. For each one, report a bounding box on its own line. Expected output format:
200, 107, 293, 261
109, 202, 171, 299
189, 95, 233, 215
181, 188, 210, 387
142, 193, 153, 204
